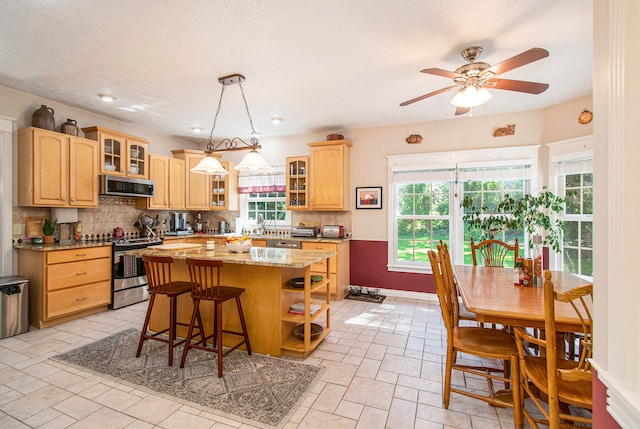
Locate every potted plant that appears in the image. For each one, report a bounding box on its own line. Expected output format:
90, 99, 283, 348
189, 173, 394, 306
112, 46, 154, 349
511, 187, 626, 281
461, 187, 565, 253
42, 218, 57, 244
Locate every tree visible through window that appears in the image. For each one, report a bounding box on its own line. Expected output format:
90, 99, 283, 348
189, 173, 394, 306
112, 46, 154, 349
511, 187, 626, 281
396, 183, 450, 263
561, 172, 593, 276
246, 192, 287, 222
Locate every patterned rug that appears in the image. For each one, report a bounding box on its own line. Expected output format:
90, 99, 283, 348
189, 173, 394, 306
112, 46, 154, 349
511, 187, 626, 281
52, 328, 322, 428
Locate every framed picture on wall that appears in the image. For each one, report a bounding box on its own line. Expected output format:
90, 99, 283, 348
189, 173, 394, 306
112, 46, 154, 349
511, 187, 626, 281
356, 186, 382, 209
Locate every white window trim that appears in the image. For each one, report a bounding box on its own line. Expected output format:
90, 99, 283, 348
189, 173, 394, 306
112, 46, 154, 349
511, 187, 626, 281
387, 145, 540, 274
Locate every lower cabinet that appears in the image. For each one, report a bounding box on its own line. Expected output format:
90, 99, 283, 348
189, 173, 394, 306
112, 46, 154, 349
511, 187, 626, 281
301, 241, 350, 297
18, 246, 112, 328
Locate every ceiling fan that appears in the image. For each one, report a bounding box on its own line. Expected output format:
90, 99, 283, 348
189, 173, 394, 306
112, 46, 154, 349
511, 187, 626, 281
400, 46, 550, 116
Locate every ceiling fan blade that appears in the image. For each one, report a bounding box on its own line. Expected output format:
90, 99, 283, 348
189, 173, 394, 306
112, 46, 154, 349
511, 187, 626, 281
420, 68, 462, 79
455, 107, 470, 116
400, 85, 458, 107
485, 78, 549, 94
484, 47, 549, 76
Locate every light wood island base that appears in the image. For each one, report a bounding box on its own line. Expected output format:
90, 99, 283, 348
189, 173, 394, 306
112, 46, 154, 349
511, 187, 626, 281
130, 246, 334, 357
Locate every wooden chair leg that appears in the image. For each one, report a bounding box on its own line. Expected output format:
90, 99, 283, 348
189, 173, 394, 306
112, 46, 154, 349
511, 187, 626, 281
216, 301, 223, 378
443, 349, 454, 409
168, 296, 178, 366
236, 296, 251, 354
136, 294, 155, 357
180, 298, 201, 368
511, 354, 523, 429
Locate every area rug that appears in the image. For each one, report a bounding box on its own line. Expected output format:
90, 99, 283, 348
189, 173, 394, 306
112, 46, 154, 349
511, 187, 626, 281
51, 328, 322, 428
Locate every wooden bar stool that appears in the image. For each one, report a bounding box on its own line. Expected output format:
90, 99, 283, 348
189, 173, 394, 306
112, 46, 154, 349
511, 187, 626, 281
136, 254, 201, 366
180, 258, 251, 377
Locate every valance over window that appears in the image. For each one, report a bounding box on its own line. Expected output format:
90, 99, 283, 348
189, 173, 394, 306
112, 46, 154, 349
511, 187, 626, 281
238, 169, 286, 194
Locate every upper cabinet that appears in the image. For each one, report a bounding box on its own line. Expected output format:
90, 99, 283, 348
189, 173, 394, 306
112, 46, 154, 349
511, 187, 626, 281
286, 156, 309, 210
171, 149, 211, 210
308, 140, 352, 211
18, 127, 99, 208
210, 161, 238, 210
82, 126, 149, 179
137, 154, 186, 210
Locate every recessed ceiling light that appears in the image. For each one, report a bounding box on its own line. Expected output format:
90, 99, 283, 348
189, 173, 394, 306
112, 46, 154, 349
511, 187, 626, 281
191, 127, 203, 133
271, 117, 283, 124
118, 107, 136, 112
98, 93, 115, 102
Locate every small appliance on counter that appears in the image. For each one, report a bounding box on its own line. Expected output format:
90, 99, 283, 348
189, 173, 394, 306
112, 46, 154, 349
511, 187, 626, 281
291, 225, 319, 238
194, 212, 203, 232
169, 212, 187, 232
322, 225, 345, 238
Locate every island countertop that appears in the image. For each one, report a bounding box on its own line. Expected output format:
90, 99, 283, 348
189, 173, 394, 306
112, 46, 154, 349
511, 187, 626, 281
125, 245, 335, 268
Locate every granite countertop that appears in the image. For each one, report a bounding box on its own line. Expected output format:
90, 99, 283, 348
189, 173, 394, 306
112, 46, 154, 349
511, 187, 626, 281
162, 234, 349, 244
125, 246, 335, 268
13, 241, 113, 252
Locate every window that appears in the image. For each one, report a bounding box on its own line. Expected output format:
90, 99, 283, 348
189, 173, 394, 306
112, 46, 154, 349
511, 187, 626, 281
388, 146, 538, 273
553, 158, 593, 277
238, 169, 291, 231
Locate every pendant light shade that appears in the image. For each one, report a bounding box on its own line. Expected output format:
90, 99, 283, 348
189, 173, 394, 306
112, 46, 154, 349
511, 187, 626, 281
234, 149, 273, 172
191, 155, 229, 175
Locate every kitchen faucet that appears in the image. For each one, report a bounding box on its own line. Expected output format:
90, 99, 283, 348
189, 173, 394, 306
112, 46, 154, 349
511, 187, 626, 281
256, 214, 266, 235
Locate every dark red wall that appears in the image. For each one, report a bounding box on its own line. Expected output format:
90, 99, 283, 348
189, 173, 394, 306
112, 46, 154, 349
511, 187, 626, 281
349, 240, 435, 293
593, 368, 623, 429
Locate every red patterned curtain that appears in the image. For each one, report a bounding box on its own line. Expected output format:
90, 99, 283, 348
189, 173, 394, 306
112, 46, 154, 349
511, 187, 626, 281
237, 170, 286, 194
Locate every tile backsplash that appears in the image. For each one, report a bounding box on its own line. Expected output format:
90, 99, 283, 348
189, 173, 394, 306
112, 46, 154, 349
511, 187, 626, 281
12, 197, 352, 241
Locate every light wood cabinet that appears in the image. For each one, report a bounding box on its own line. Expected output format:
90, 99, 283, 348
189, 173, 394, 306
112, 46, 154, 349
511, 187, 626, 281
171, 149, 211, 210
286, 156, 309, 210
301, 241, 350, 297
18, 246, 112, 328
18, 127, 99, 208
82, 126, 149, 179
280, 264, 331, 357
308, 140, 352, 210
137, 154, 185, 210
210, 161, 239, 210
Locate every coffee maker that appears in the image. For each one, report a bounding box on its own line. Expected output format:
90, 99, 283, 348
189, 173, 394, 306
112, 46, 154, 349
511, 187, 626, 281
169, 212, 187, 232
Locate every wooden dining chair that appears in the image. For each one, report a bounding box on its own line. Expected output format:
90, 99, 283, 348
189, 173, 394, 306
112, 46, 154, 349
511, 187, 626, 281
513, 270, 593, 429
428, 249, 523, 429
437, 242, 478, 325
470, 237, 519, 268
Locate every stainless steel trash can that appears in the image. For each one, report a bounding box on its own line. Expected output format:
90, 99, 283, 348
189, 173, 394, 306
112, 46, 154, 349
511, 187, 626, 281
0, 276, 29, 339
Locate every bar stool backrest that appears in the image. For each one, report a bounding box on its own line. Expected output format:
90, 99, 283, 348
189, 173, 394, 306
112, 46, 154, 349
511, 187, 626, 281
186, 258, 224, 299
142, 254, 176, 294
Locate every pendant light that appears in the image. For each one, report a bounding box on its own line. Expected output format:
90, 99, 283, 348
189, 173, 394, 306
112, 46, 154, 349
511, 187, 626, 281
191, 74, 272, 175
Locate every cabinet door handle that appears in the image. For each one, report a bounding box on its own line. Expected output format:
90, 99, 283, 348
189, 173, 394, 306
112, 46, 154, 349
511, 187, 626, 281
61, 197, 66, 201
75, 297, 87, 301
71, 198, 76, 202
75, 253, 87, 256
75, 272, 88, 276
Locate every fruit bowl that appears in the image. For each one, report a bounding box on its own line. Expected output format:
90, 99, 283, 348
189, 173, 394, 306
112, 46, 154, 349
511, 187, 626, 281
226, 239, 253, 253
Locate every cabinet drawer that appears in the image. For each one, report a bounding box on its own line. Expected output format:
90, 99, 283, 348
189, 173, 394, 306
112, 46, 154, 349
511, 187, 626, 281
47, 246, 111, 264
47, 280, 111, 319
302, 242, 337, 273
47, 258, 111, 291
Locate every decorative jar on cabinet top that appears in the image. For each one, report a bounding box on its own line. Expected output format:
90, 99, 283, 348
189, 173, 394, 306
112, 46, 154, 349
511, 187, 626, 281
31, 105, 55, 131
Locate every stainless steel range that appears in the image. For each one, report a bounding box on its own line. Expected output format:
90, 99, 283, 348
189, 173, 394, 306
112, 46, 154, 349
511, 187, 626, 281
111, 237, 162, 309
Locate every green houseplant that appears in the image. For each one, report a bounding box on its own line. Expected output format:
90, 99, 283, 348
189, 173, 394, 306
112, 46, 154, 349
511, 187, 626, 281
42, 218, 57, 244
461, 187, 565, 252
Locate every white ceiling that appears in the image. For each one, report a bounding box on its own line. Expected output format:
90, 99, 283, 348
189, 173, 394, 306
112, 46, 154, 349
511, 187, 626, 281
0, 0, 592, 143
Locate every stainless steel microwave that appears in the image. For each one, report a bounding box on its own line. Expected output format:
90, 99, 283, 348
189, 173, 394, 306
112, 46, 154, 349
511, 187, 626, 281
99, 175, 154, 197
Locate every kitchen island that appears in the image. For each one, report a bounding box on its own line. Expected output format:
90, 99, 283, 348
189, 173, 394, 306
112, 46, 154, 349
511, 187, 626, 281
125, 245, 335, 357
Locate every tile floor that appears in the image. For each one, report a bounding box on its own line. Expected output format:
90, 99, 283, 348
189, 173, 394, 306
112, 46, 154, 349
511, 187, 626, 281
0, 295, 521, 429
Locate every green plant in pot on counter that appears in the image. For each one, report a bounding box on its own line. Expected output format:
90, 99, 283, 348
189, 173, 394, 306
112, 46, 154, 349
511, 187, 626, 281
461, 187, 565, 252
42, 218, 57, 244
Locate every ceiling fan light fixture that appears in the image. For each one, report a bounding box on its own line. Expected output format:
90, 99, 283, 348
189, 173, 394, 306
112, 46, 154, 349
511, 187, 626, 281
234, 149, 273, 172
450, 85, 492, 108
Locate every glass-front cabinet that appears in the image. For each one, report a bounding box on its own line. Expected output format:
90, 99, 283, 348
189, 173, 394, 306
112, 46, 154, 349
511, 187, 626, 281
210, 161, 239, 210
82, 126, 149, 179
286, 156, 308, 210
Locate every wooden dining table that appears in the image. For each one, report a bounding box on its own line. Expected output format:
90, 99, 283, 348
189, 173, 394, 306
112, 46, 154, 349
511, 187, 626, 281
454, 265, 592, 332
